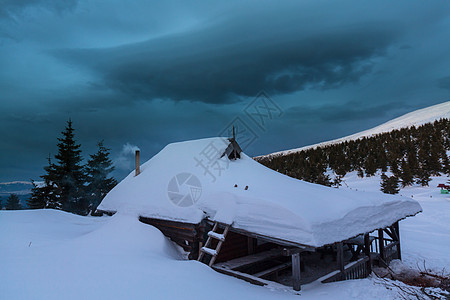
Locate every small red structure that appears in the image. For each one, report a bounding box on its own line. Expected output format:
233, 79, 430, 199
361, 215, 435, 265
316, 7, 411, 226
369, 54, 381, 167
437, 184, 450, 189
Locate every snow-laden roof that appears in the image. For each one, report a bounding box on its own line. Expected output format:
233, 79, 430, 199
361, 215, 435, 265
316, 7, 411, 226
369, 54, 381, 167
99, 137, 422, 248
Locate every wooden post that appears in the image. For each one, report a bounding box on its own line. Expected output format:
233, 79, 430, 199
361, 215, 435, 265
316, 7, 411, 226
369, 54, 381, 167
198, 241, 203, 259
364, 233, 372, 273
292, 253, 301, 291
247, 237, 256, 255
378, 229, 384, 262
337, 242, 344, 277
135, 150, 140, 176
394, 221, 402, 260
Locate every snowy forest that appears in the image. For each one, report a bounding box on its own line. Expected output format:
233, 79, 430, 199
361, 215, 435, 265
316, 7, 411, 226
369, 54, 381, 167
256, 118, 450, 194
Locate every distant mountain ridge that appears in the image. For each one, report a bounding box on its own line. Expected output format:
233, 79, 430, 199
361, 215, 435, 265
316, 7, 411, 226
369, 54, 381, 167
0, 181, 33, 208
0, 181, 33, 196
257, 101, 450, 159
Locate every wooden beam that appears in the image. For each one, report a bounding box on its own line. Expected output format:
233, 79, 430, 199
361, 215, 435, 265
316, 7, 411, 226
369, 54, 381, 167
219, 225, 315, 251
254, 261, 292, 278
378, 229, 385, 261
247, 237, 256, 255
214, 248, 284, 271
282, 247, 304, 256
364, 233, 372, 274
336, 242, 344, 274
394, 222, 402, 260
390, 224, 399, 241
292, 253, 301, 291
212, 266, 268, 287
383, 228, 395, 240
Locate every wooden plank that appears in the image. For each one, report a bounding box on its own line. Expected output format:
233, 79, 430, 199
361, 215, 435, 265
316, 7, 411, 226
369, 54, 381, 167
383, 227, 395, 240
337, 242, 344, 273
282, 247, 304, 256
158, 227, 197, 242
292, 253, 301, 291
208, 225, 229, 266
390, 224, 399, 241
322, 257, 370, 283
208, 231, 226, 241
384, 241, 400, 262
378, 229, 385, 261
202, 247, 217, 256
394, 221, 402, 260
212, 266, 270, 287
364, 233, 372, 274
213, 248, 284, 270
247, 237, 256, 255
253, 261, 292, 278
225, 226, 315, 251
139, 216, 197, 230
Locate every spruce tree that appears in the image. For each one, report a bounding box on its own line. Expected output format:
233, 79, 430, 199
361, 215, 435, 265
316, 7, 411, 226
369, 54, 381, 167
85, 141, 117, 214
380, 173, 400, 194
417, 167, 431, 186
400, 159, 414, 187
29, 155, 60, 209
53, 120, 86, 214
5, 194, 22, 210
41, 157, 60, 209
27, 180, 48, 209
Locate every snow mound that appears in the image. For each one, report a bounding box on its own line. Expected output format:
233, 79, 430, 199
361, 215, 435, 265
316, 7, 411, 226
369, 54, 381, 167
259, 101, 450, 158
1, 209, 419, 299
99, 137, 422, 248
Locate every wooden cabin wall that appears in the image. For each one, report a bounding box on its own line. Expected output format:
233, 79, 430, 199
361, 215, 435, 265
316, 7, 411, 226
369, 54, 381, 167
139, 216, 205, 259
215, 231, 251, 263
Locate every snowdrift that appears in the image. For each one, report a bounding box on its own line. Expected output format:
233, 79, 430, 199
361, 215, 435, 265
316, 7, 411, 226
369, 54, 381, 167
99, 137, 422, 247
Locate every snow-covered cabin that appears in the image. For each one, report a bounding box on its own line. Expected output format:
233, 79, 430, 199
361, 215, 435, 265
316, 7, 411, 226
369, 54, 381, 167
99, 137, 422, 290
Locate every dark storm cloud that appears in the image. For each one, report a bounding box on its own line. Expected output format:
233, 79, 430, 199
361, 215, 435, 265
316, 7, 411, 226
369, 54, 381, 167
55, 11, 397, 104
1, 0, 450, 183
0, 0, 78, 18
286, 101, 411, 124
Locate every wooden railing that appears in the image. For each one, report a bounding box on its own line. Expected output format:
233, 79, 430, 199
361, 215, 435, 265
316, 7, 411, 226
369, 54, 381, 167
370, 236, 393, 252
383, 241, 400, 262
322, 256, 370, 283
370, 236, 399, 262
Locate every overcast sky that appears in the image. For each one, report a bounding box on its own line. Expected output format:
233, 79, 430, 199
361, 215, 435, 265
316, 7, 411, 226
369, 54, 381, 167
1, 0, 450, 182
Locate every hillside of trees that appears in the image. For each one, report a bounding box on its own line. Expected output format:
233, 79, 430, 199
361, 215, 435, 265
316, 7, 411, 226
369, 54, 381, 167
255, 118, 450, 194
27, 120, 117, 215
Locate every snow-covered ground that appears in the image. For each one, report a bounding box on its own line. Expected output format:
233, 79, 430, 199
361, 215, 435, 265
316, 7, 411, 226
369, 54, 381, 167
1, 172, 449, 300
342, 172, 450, 273
0, 210, 408, 300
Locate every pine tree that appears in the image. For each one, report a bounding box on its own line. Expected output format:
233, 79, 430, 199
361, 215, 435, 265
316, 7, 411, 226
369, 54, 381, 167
400, 159, 414, 187
5, 194, 22, 210
41, 157, 60, 209
380, 173, 400, 194
27, 180, 48, 209
85, 141, 117, 214
29, 155, 60, 210
53, 120, 86, 214
417, 167, 431, 186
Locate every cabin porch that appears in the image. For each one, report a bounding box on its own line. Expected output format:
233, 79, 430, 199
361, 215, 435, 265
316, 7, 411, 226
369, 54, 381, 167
199, 220, 402, 291
138, 216, 402, 291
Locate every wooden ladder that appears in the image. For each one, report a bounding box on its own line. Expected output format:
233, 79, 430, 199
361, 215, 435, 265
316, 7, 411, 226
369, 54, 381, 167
198, 222, 230, 267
